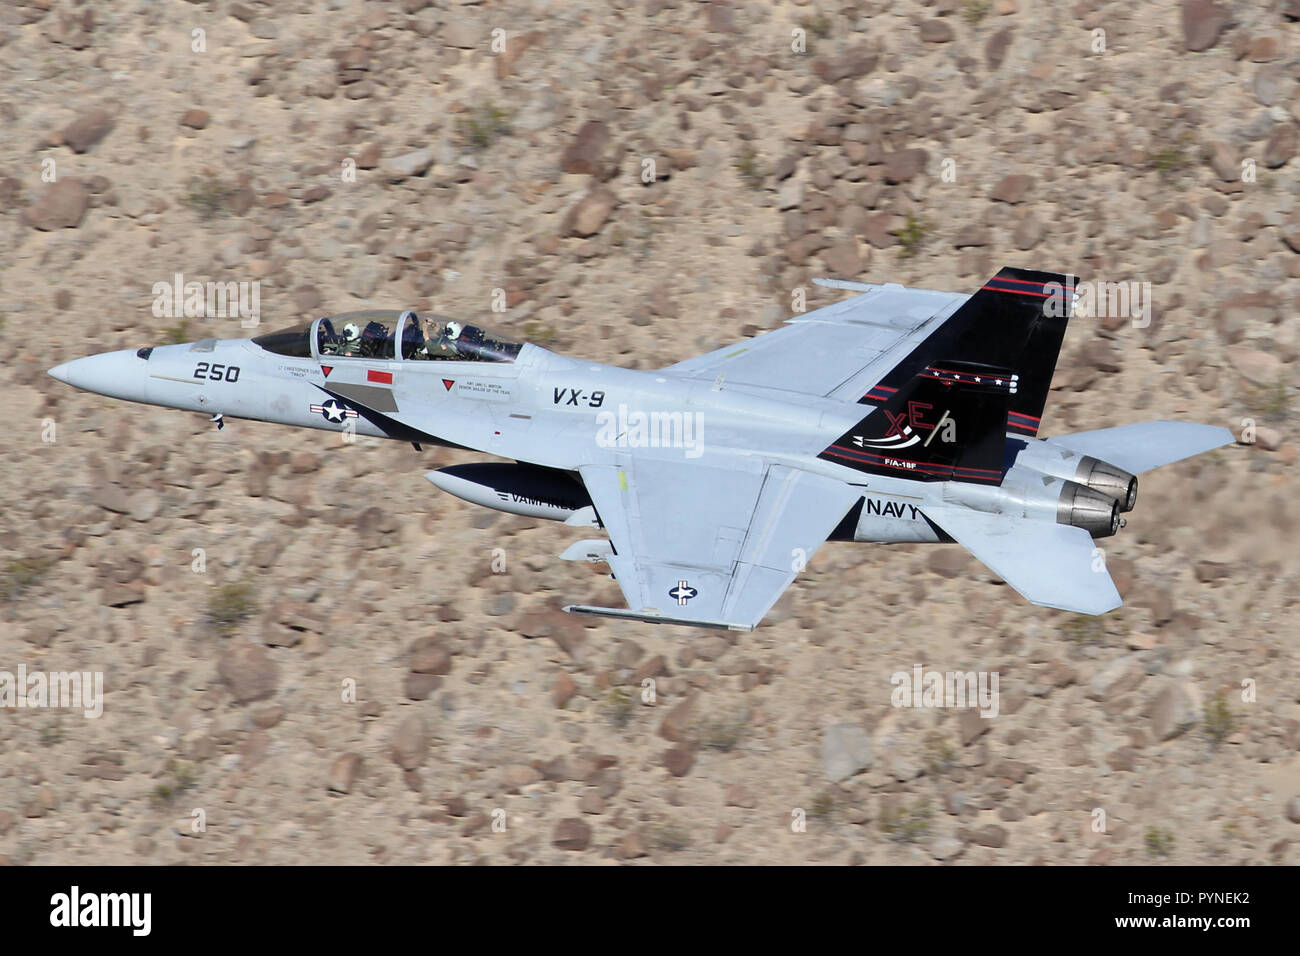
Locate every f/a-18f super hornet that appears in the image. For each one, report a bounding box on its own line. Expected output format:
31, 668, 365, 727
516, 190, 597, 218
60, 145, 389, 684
49, 267, 1232, 631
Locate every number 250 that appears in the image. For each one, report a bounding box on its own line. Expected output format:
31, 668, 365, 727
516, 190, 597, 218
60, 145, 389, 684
194, 362, 240, 382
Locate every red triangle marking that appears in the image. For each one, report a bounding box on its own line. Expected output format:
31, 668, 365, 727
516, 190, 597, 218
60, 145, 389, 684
442, 379, 455, 391
321, 365, 333, 377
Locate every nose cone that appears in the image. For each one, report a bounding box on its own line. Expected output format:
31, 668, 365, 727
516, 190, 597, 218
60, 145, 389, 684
47, 350, 149, 402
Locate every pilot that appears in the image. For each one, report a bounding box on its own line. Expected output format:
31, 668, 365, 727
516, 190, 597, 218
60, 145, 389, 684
429, 321, 462, 359
341, 322, 361, 356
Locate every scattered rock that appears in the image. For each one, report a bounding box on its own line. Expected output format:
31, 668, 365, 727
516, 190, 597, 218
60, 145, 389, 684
969, 824, 1008, 848
821, 238, 863, 277
659, 696, 696, 743
562, 188, 617, 238
663, 747, 695, 777
355, 142, 381, 169
985, 27, 1014, 70
553, 672, 578, 708
442, 17, 482, 49
179, 108, 211, 130
382, 147, 433, 180
552, 817, 591, 850
1150, 682, 1199, 741
1087, 655, 1143, 701
617, 832, 648, 859
389, 713, 429, 770
100, 582, 144, 608
954, 713, 991, 751
92, 484, 131, 514
883, 149, 927, 183
328, 754, 361, 793
346, 259, 382, 299
61, 107, 114, 153
22, 179, 91, 230
919, 20, 955, 44
1206, 141, 1238, 181
500, 764, 542, 792
1251, 426, 1283, 451
217, 642, 280, 704
990, 174, 1033, 204
1182, 1, 1230, 52
409, 637, 452, 675
1080, 338, 1122, 373
1263, 124, 1296, 168
1227, 345, 1282, 385
822, 723, 873, 782
128, 490, 160, 522
932, 835, 965, 861
1194, 561, 1230, 584
1107, 747, 1138, 772
953, 224, 990, 248
560, 120, 611, 175
928, 548, 973, 579
861, 211, 899, 248
1013, 212, 1043, 250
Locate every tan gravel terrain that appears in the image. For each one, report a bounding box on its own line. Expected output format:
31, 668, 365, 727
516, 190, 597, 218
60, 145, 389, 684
1, 0, 1298, 864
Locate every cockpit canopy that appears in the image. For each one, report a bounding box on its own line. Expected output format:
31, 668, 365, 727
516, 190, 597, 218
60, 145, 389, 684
252, 310, 523, 363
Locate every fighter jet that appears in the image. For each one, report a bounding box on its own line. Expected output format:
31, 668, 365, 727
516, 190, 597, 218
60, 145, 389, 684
49, 268, 1232, 631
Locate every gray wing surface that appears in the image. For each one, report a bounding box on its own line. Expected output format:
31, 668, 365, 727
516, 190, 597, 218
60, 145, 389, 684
567, 458, 861, 630
661, 285, 966, 401
923, 506, 1122, 616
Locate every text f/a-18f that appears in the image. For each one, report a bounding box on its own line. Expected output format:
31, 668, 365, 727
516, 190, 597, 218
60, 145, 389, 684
50, 267, 1232, 631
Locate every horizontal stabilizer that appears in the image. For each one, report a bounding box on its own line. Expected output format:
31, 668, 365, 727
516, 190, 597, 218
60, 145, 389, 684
923, 506, 1122, 616
1046, 421, 1234, 474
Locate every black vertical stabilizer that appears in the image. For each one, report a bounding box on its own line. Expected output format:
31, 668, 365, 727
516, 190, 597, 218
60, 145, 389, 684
857, 266, 1074, 438
821, 360, 1017, 484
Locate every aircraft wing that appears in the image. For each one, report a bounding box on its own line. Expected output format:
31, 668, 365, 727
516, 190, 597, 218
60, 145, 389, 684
660, 284, 966, 402
566, 458, 862, 631
922, 506, 1122, 616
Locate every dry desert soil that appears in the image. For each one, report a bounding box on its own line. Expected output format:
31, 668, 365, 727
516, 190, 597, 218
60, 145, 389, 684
0, 0, 1298, 864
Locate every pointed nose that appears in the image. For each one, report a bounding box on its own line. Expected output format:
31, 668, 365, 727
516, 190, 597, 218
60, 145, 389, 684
46, 350, 148, 401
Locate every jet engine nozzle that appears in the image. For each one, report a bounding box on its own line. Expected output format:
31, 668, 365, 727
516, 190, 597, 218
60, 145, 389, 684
1056, 480, 1121, 538
1075, 456, 1138, 512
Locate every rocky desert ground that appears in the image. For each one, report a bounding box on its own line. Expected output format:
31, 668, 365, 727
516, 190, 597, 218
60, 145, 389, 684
0, 0, 1297, 865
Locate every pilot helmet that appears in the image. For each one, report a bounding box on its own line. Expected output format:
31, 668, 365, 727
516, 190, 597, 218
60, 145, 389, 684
343, 322, 360, 342
445, 321, 463, 339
